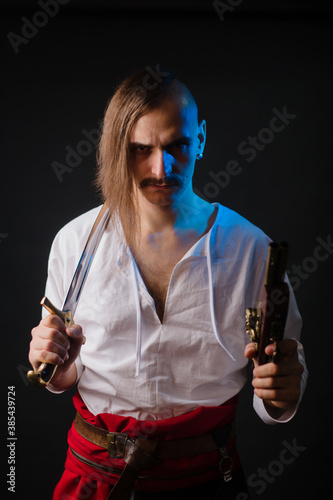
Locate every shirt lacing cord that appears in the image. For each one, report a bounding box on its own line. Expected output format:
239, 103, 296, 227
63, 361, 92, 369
130, 256, 143, 377
205, 229, 236, 362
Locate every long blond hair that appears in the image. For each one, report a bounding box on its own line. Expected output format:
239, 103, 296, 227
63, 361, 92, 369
95, 68, 175, 244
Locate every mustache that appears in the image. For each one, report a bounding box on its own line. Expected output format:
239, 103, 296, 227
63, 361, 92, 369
139, 174, 184, 189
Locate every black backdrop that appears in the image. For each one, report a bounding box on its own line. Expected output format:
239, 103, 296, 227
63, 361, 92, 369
1, 1, 332, 498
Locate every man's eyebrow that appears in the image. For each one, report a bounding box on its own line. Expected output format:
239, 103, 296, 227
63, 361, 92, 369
166, 136, 192, 147
129, 136, 192, 149
130, 141, 146, 146
129, 142, 153, 149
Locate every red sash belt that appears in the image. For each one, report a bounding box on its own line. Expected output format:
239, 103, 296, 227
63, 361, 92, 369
62, 392, 239, 493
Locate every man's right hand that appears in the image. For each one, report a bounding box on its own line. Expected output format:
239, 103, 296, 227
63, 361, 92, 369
28, 314, 84, 390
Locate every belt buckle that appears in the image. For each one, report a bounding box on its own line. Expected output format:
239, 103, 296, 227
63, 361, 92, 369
218, 446, 233, 483
107, 433, 117, 457
107, 433, 128, 458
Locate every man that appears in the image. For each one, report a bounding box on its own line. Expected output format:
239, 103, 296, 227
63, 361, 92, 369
28, 68, 307, 499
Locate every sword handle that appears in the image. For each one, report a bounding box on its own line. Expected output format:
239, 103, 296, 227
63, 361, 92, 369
27, 297, 75, 389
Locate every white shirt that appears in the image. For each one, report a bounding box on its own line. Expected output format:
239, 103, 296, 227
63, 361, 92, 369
45, 203, 307, 424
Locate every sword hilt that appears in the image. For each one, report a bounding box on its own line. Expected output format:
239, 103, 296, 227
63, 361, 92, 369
27, 297, 75, 389
40, 296, 74, 326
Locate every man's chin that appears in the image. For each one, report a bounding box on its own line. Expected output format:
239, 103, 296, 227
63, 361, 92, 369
140, 189, 178, 207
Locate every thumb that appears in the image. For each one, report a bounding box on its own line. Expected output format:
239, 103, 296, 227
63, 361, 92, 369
244, 342, 258, 368
63, 324, 84, 367
66, 324, 84, 343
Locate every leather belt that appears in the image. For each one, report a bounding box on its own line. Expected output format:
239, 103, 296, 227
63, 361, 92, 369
74, 411, 234, 460
73, 411, 235, 499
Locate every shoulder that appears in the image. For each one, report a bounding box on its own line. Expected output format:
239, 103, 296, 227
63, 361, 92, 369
49, 205, 107, 262
57, 205, 103, 238
214, 203, 268, 240
212, 203, 270, 259
55, 204, 102, 240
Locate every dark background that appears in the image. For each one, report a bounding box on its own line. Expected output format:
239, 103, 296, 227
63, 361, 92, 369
1, 1, 332, 498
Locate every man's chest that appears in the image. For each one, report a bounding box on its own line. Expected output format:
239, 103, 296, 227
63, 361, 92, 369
132, 226, 206, 321
134, 252, 179, 322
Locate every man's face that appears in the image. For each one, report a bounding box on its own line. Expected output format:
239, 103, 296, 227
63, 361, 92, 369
129, 94, 205, 209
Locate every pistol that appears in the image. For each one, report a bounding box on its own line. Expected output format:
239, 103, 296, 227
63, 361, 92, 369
245, 242, 290, 364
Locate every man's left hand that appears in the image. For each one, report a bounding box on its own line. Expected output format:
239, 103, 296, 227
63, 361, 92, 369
244, 339, 304, 411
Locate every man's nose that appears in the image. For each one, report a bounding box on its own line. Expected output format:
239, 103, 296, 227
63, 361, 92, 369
151, 149, 172, 178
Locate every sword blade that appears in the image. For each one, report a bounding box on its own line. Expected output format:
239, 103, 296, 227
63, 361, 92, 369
62, 205, 110, 316
27, 205, 110, 388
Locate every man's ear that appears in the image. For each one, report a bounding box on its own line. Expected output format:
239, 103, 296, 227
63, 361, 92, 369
197, 119, 206, 155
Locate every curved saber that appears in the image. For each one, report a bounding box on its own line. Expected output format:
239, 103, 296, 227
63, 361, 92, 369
27, 204, 110, 388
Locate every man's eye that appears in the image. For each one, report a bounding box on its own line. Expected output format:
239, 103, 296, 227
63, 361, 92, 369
131, 145, 149, 153
175, 142, 189, 150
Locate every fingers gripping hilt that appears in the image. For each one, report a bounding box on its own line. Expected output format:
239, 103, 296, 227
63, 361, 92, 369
27, 297, 76, 389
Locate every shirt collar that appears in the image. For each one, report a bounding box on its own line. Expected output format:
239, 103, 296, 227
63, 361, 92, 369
116, 203, 221, 269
